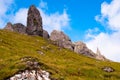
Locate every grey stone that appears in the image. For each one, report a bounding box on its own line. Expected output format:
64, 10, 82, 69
26, 5, 43, 36
13, 23, 26, 34
4, 22, 13, 31
50, 30, 74, 51
43, 30, 49, 39
4, 22, 26, 34
74, 41, 96, 58
95, 48, 106, 61
102, 66, 115, 72
8, 70, 50, 80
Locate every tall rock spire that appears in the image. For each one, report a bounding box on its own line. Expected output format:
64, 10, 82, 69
26, 5, 43, 36
96, 47, 101, 56
96, 47, 106, 61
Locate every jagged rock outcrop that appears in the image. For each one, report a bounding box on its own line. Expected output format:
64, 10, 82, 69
13, 23, 26, 34
7, 57, 51, 80
95, 48, 106, 61
4, 22, 26, 34
26, 5, 43, 36
50, 30, 74, 51
43, 30, 49, 39
74, 41, 96, 58
4, 22, 14, 31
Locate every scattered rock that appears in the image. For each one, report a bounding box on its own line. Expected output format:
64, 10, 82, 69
20, 56, 40, 69
43, 30, 49, 39
102, 66, 115, 72
50, 30, 74, 51
4, 22, 13, 31
8, 69, 50, 80
6, 57, 51, 80
37, 50, 44, 55
74, 41, 96, 58
26, 5, 43, 36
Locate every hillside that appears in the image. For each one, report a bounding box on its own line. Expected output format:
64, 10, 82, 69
0, 30, 120, 80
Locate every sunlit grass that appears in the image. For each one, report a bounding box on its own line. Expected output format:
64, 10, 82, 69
0, 30, 120, 80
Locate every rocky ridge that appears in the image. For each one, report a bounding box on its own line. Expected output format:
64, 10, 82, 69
4, 5, 107, 61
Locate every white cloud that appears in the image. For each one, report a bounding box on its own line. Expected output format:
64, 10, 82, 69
10, 0, 70, 33
96, 0, 120, 30
86, 32, 120, 62
40, 9, 70, 33
0, 0, 14, 28
12, 8, 28, 26
86, 0, 120, 62
39, 0, 48, 9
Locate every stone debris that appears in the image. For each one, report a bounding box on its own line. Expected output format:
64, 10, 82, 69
102, 66, 115, 72
8, 70, 50, 80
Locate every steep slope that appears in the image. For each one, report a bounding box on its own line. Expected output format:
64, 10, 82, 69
0, 30, 120, 80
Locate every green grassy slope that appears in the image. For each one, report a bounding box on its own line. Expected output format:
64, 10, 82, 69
0, 30, 120, 80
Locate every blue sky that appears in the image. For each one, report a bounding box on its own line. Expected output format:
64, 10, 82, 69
1, 0, 120, 62
12, 0, 111, 41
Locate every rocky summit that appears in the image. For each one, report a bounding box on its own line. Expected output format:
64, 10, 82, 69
26, 5, 43, 36
50, 30, 74, 51
73, 41, 96, 58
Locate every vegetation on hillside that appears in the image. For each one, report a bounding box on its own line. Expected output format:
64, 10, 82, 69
0, 30, 120, 80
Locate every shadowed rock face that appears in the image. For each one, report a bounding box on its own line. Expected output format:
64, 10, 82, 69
4, 22, 26, 34
50, 30, 74, 51
74, 41, 96, 58
43, 30, 49, 39
26, 5, 43, 36
13, 23, 26, 34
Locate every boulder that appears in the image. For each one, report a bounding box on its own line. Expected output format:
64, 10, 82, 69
13, 23, 26, 34
4, 22, 13, 31
26, 5, 43, 36
50, 30, 74, 50
102, 66, 115, 72
43, 30, 49, 39
74, 41, 96, 58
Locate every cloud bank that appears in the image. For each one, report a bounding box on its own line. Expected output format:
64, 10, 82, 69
86, 0, 120, 62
